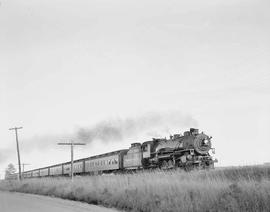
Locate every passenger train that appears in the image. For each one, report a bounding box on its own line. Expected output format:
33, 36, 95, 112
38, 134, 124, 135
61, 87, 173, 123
6, 128, 217, 179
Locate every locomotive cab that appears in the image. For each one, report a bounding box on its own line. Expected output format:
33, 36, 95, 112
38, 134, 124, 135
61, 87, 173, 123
142, 141, 151, 158
123, 143, 143, 169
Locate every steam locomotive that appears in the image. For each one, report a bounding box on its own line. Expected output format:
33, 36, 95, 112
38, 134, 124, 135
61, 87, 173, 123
6, 128, 217, 179
131, 128, 216, 170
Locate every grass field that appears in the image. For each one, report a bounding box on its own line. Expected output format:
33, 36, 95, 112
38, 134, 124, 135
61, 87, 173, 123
1, 165, 270, 212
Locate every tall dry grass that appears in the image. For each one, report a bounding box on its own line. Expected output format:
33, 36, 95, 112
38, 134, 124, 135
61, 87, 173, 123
1, 165, 270, 212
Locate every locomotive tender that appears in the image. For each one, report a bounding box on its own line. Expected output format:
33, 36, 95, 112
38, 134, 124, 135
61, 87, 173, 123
8, 128, 217, 179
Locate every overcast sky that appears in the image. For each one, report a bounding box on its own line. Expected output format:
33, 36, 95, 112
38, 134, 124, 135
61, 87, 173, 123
1, 0, 270, 178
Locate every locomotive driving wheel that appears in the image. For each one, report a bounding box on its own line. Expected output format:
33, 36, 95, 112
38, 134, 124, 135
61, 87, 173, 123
161, 160, 168, 169
160, 160, 174, 169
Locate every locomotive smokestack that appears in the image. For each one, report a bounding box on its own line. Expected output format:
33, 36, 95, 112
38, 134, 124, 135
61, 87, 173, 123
190, 128, 199, 135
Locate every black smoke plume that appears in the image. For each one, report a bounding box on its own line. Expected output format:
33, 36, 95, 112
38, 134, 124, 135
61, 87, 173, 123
0, 111, 197, 164
76, 111, 197, 143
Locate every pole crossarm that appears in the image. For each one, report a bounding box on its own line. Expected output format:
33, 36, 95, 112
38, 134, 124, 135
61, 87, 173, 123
57, 143, 86, 145
17, 163, 31, 167
9, 127, 23, 130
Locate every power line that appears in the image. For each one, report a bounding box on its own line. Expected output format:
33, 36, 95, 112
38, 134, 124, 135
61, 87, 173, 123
9, 127, 23, 181
57, 141, 86, 181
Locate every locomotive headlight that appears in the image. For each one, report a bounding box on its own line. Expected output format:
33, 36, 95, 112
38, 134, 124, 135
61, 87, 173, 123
204, 139, 210, 146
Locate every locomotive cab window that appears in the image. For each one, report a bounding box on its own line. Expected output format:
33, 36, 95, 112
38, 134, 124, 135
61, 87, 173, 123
142, 145, 148, 152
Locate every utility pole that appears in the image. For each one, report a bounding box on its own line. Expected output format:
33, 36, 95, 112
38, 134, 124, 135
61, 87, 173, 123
9, 127, 23, 181
17, 163, 30, 179
21, 163, 30, 173
57, 141, 86, 181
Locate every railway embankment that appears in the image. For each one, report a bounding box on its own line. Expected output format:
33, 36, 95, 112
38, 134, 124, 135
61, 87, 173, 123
1, 166, 270, 212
